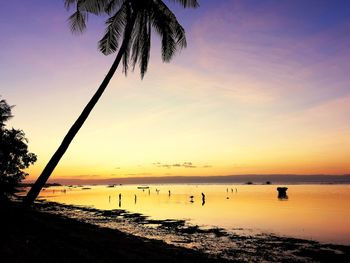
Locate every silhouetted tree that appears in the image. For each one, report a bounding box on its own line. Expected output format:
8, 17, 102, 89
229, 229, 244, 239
0, 97, 13, 126
24, 0, 199, 205
0, 97, 37, 202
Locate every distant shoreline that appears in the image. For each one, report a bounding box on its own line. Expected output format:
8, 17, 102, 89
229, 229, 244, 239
25, 174, 350, 186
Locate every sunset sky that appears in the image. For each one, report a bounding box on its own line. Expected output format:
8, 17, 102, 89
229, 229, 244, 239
1, 0, 350, 181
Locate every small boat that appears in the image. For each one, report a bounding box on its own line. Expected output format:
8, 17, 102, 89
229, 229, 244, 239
137, 186, 150, 189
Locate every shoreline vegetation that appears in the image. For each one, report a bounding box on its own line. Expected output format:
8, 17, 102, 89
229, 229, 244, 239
2, 200, 349, 263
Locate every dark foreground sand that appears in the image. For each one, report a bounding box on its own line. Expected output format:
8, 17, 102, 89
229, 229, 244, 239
1, 201, 350, 263
1, 202, 229, 263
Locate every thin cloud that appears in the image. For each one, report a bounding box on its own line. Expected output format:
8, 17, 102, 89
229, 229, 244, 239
153, 162, 197, 168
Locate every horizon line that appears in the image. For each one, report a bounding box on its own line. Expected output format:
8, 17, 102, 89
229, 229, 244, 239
26, 174, 350, 185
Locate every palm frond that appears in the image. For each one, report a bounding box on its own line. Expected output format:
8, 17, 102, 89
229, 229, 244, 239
98, 3, 127, 55
174, 23, 186, 48
129, 9, 151, 78
151, 0, 186, 62
65, 0, 118, 14
68, 10, 88, 33
121, 2, 134, 75
105, 0, 125, 15
167, 0, 199, 8
139, 18, 151, 78
79, 0, 110, 15
130, 13, 142, 70
64, 0, 77, 10
159, 1, 187, 48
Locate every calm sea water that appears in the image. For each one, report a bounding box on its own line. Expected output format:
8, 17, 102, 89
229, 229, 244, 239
39, 184, 350, 245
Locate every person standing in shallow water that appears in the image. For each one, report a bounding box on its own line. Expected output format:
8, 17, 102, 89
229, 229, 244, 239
201, 193, 206, 206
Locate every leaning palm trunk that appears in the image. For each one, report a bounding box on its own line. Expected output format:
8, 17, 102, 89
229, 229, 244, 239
23, 17, 136, 206
24, 0, 198, 206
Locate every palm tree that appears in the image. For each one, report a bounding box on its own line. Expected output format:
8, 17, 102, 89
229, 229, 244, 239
24, 0, 199, 206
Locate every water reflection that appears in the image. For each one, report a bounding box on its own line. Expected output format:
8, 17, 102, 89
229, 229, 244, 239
38, 184, 350, 244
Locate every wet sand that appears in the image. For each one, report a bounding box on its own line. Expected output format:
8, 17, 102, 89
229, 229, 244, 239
1, 201, 350, 263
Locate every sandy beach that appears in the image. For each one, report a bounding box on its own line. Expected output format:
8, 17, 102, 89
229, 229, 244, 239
1, 201, 349, 263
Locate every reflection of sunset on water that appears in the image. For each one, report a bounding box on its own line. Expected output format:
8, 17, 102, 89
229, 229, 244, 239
39, 184, 350, 244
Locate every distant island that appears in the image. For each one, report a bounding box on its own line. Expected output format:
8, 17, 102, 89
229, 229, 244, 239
25, 174, 350, 186
20, 182, 62, 187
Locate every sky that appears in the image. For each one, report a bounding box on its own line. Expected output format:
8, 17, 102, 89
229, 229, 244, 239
1, 0, 350, 182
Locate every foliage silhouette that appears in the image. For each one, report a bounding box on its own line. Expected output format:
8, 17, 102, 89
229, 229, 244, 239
0, 97, 37, 202
24, 0, 199, 205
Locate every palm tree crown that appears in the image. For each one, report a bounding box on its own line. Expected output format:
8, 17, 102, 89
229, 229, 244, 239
65, 0, 199, 78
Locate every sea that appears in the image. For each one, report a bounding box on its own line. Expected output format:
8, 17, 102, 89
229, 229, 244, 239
38, 183, 350, 245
